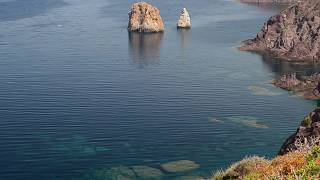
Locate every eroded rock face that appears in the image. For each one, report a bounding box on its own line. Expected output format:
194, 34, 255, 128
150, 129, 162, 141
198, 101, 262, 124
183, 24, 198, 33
273, 73, 320, 100
240, 0, 320, 61
177, 8, 191, 28
279, 108, 320, 155
128, 2, 164, 33
273, 73, 301, 90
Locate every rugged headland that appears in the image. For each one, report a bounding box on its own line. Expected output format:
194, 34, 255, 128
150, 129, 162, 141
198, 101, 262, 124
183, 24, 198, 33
240, 0, 320, 61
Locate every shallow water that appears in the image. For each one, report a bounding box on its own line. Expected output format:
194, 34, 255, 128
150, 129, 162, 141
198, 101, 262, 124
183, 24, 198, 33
0, 0, 318, 179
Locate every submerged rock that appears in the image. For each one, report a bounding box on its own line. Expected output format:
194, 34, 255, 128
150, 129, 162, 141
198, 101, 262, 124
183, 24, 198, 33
76, 166, 136, 180
128, 2, 164, 33
177, 8, 191, 28
240, 0, 320, 61
173, 175, 205, 180
248, 85, 282, 96
227, 116, 269, 129
110, 166, 136, 179
279, 108, 320, 155
273, 73, 320, 100
132, 166, 164, 179
240, 120, 269, 129
49, 135, 110, 157
208, 117, 223, 123
160, 160, 199, 173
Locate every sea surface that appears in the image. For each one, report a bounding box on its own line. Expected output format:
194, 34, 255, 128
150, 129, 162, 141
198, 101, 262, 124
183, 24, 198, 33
0, 0, 319, 179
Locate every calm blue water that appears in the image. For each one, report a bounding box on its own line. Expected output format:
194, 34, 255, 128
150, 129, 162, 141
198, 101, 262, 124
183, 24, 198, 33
0, 0, 319, 179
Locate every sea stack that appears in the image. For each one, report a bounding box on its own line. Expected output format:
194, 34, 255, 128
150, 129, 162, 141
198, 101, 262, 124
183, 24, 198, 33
240, 0, 320, 61
177, 8, 191, 29
127, 2, 164, 33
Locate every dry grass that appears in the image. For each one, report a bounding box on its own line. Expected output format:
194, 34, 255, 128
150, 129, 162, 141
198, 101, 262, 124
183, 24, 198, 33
212, 156, 269, 180
211, 141, 320, 180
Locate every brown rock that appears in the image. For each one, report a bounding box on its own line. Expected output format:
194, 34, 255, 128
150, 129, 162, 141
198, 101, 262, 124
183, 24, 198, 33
128, 2, 164, 33
273, 73, 320, 100
240, 0, 320, 61
279, 108, 320, 155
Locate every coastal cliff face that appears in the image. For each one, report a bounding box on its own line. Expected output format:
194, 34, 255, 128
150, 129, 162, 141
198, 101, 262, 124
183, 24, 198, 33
279, 108, 320, 155
128, 2, 164, 33
240, 0, 320, 61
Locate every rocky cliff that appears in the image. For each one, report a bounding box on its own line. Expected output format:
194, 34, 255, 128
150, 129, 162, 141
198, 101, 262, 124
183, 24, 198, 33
212, 108, 320, 180
279, 108, 320, 155
128, 2, 164, 33
240, 0, 320, 61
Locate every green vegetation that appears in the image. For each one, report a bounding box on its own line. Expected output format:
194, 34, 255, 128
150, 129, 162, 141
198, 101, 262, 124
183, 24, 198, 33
303, 114, 313, 127
212, 145, 320, 180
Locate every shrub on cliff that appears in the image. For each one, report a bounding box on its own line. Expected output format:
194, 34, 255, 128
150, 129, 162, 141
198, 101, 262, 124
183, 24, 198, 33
212, 144, 320, 180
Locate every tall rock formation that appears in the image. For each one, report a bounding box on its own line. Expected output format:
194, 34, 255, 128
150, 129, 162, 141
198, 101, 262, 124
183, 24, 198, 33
127, 2, 164, 33
177, 8, 191, 29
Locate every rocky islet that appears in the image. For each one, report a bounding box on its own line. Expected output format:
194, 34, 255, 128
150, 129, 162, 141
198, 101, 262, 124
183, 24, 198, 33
128, 2, 192, 32
177, 8, 191, 29
128, 2, 164, 33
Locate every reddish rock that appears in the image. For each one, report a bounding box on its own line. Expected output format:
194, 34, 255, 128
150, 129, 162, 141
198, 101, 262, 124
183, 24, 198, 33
273, 73, 320, 100
240, 0, 320, 61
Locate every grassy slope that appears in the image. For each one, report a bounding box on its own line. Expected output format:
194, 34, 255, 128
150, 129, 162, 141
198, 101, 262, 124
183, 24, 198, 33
211, 145, 320, 180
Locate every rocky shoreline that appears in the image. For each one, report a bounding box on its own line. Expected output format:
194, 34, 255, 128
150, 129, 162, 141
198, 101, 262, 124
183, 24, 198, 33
279, 108, 320, 155
212, 107, 320, 179
272, 73, 320, 100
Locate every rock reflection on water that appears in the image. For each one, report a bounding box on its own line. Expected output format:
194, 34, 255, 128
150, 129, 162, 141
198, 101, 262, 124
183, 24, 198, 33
177, 28, 190, 49
260, 53, 320, 77
128, 32, 163, 68
237, 1, 289, 11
